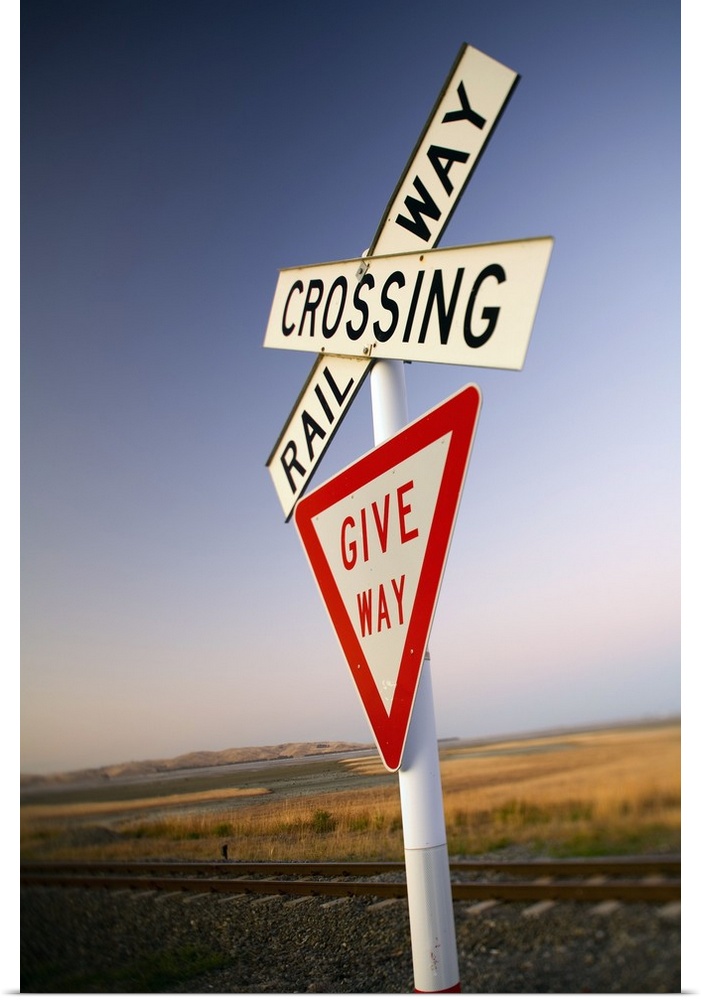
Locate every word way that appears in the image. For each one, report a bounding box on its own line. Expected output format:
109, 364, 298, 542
340, 481, 419, 636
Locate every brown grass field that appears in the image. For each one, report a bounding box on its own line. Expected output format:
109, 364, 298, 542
20, 721, 680, 863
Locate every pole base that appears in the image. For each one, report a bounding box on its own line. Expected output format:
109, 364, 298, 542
414, 982, 461, 993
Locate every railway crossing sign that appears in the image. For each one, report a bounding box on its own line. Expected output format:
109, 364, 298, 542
264, 237, 553, 368
263, 41, 553, 992
293, 384, 481, 771
266, 43, 523, 520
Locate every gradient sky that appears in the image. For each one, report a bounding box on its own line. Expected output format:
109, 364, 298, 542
21, 0, 682, 775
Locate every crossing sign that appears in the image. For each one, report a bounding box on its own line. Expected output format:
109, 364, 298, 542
293, 384, 481, 771
264, 237, 553, 369
264, 42, 553, 990
265, 43, 523, 520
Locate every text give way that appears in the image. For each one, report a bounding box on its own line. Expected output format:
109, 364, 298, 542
293, 384, 482, 772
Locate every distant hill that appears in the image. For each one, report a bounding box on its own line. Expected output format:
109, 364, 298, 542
20, 741, 373, 791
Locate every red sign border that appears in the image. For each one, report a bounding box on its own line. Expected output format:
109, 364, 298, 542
294, 384, 482, 771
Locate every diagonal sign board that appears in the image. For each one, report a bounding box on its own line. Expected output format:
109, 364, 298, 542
266, 353, 373, 521
294, 384, 481, 771
366, 44, 519, 256
266, 44, 519, 520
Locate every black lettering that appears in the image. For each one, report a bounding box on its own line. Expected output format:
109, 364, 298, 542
427, 145, 469, 195
323, 364, 355, 405
373, 271, 405, 342
280, 440, 305, 492
301, 409, 326, 459
442, 80, 487, 129
282, 280, 303, 336
346, 273, 374, 340
314, 384, 333, 423
395, 177, 441, 243
321, 276, 347, 338
402, 270, 425, 342
299, 279, 324, 337
418, 268, 465, 344
464, 264, 506, 348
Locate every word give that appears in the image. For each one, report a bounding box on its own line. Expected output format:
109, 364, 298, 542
340, 481, 419, 637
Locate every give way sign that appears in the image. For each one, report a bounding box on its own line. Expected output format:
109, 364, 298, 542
294, 384, 481, 771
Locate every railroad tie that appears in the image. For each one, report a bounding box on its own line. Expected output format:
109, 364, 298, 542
522, 899, 558, 918
590, 900, 621, 916
464, 899, 501, 916
586, 875, 619, 915
522, 881, 556, 918
659, 901, 681, 921
367, 897, 405, 913
320, 896, 351, 909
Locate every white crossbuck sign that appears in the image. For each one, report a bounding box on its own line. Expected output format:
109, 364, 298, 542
264, 44, 552, 520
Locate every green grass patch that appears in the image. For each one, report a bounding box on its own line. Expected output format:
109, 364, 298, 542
310, 809, 336, 834
549, 823, 681, 858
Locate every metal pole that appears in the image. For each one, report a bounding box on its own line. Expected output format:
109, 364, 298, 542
370, 359, 461, 994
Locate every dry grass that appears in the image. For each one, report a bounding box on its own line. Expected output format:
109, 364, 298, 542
438, 725, 680, 857
20, 786, 271, 822
20, 722, 680, 862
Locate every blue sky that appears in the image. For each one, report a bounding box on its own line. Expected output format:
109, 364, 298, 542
20, 0, 683, 774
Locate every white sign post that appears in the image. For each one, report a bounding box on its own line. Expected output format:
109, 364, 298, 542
371, 359, 461, 992
262, 43, 551, 993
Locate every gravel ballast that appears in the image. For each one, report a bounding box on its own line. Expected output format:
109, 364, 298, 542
21, 884, 681, 993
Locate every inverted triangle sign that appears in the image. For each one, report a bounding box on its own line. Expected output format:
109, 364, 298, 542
294, 384, 482, 771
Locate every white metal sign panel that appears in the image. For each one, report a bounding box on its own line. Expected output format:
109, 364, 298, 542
264, 237, 553, 370
265, 44, 520, 520
368, 45, 519, 258
294, 384, 481, 771
312, 437, 449, 715
266, 355, 371, 521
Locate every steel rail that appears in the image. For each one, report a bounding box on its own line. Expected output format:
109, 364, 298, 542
20, 855, 680, 878
20, 859, 681, 904
19, 872, 680, 903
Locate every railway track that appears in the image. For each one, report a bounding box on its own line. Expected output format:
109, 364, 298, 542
21, 856, 681, 904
